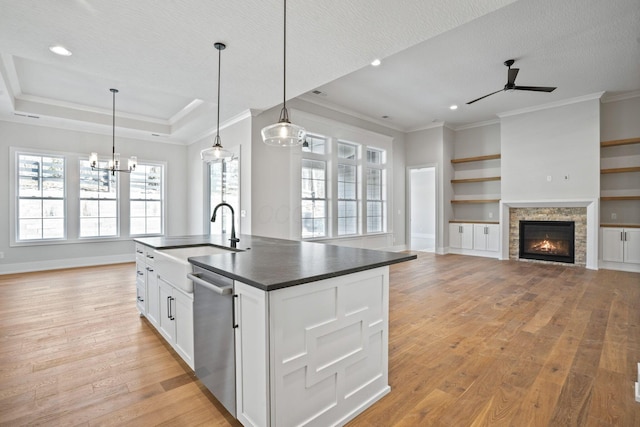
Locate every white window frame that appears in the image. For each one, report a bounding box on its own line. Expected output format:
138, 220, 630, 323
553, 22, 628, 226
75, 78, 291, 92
365, 147, 387, 234
14, 150, 67, 242
130, 162, 165, 237
337, 140, 359, 236
79, 158, 119, 238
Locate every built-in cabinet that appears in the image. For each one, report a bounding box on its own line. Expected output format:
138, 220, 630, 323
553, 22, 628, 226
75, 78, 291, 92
449, 223, 473, 249
135, 243, 194, 370
473, 224, 500, 252
599, 137, 640, 271
449, 221, 500, 258
601, 227, 640, 265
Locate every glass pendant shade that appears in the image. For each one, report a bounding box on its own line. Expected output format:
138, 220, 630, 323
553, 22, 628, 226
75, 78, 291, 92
201, 135, 232, 161
262, 106, 306, 146
261, 0, 305, 147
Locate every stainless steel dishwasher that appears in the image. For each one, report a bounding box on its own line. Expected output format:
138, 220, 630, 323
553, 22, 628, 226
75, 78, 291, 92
187, 265, 236, 417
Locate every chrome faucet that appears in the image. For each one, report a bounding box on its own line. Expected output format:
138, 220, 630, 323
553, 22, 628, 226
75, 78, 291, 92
211, 202, 240, 248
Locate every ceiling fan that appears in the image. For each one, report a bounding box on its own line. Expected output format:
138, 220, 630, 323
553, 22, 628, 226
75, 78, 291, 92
466, 59, 557, 105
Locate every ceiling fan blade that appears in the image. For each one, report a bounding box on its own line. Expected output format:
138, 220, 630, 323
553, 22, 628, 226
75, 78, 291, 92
514, 85, 557, 92
466, 89, 503, 105
507, 68, 519, 85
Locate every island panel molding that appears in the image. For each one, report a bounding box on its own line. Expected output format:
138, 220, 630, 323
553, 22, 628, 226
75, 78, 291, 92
270, 267, 390, 427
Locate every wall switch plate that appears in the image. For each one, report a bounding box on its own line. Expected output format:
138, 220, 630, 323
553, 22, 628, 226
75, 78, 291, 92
611, 213, 617, 220
0, 251, 4, 259
547, 175, 552, 182
489, 212, 493, 219
240, 210, 247, 218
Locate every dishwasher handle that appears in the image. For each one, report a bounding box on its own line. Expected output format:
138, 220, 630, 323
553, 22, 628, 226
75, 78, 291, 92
187, 273, 233, 295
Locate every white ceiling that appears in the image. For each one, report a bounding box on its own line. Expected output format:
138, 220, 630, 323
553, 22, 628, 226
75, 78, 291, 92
0, 0, 638, 143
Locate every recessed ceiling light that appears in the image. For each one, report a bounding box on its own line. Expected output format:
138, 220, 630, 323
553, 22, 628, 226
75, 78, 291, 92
371, 59, 381, 67
449, 105, 458, 110
49, 45, 72, 56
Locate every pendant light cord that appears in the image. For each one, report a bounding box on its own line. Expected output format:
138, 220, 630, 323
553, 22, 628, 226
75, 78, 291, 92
283, 0, 287, 111
217, 44, 221, 138
112, 89, 116, 163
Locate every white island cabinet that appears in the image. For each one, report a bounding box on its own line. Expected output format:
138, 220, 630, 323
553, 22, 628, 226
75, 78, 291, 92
235, 267, 390, 427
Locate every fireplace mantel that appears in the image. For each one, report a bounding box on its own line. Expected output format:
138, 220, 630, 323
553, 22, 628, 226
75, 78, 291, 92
500, 199, 598, 270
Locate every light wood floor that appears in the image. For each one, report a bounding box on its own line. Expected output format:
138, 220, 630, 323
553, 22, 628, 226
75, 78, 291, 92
1, 254, 639, 426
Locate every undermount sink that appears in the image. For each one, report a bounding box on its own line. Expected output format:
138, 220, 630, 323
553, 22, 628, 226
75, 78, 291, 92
154, 245, 238, 293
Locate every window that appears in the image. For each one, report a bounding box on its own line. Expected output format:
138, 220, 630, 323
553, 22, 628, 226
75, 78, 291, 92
300, 135, 388, 240
337, 141, 358, 235
17, 153, 65, 240
209, 157, 239, 235
301, 159, 327, 238
130, 163, 164, 235
79, 160, 118, 237
366, 148, 386, 233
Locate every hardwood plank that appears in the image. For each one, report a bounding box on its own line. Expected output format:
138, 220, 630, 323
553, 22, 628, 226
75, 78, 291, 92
1, 256, 639, 425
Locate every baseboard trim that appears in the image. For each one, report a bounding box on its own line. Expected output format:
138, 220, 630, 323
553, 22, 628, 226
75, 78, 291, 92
0, 254, 135, 275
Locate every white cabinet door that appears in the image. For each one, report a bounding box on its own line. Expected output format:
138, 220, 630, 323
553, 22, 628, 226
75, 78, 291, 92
486, 224, 500, 252
136, 262, 146, 314
624, 229, 640, 264
473, 225, 487, 250
146, 270, 160, 327
460, 223, 473, 249
158, 278, 176, 343
450, 223, 473, 249
235, 281, 269, 427
174, 290, 194, 368
602, 228, 624, 263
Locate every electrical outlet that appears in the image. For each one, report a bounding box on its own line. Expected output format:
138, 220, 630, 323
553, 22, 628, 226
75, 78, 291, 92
611, 213, 617, 220
547, 175, 552, 182
0, 252, 4, 259
240, 210, 246, 218
489, 212, 493, 219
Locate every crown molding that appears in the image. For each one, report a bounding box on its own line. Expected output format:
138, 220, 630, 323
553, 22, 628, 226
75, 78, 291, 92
297, 94, 406, 132
600, 90, 640, 103
497, 92, 605, 118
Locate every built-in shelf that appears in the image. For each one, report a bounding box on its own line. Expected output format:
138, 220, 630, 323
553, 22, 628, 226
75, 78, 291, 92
600, 223, 640, 228
601, 166, 640, 174
451, 154, 501, 164
600, 196, 640, 201
450, 220, 499, 224
600, 137, 640, 147
451, 199, 501, 204
451, 176, 501, 184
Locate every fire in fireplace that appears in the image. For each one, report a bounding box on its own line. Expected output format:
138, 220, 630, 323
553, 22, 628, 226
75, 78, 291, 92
519, 220, 575, 264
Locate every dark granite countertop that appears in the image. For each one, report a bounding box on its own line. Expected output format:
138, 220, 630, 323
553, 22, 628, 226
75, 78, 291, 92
134, 234, 416, 291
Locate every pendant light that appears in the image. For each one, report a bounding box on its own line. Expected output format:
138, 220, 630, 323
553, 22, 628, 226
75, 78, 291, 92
201, 42, 233, 162
90, 88, 137, 175
261, 0, 306, 147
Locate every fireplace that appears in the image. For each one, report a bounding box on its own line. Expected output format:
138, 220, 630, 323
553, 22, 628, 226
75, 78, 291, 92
519, 220, 575, 264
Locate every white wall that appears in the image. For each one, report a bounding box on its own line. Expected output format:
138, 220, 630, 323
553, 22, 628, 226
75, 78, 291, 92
501, 98, 600, 201
0, 120, 188, 273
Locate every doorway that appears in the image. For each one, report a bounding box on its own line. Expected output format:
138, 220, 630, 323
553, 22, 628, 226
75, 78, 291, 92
409, 166, 436, 252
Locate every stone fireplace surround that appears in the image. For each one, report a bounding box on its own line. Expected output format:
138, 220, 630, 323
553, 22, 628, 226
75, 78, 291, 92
500, 200, 598, 270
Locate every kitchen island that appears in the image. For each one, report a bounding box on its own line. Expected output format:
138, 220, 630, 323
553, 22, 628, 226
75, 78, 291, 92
134, 234, 416, 427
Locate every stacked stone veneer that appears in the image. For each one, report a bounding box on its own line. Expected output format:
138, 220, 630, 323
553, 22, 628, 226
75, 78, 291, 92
509, 207, 587, 267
